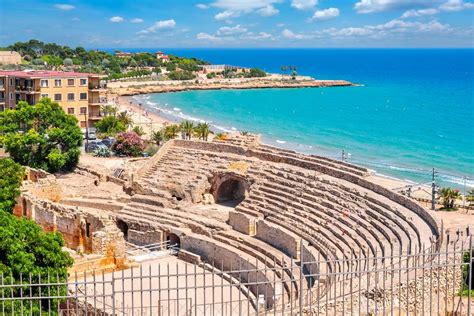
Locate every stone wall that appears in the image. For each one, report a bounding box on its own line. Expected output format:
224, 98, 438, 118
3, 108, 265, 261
255, 220, 300, 259
181, 233, 282, 308
15, 193, 125, 259
229, 211, 257, 235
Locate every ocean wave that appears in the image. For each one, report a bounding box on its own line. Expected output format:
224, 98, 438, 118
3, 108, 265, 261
276, 140, 286, 144
173, 107, 181, 111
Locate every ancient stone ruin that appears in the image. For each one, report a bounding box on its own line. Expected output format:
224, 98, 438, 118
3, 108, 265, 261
15, 134, 444, 312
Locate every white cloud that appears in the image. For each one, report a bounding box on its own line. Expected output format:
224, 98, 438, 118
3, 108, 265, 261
257, 5, 279, 16
130, 18, 144, 23
354, 0, 434, 14
311, 8, 340, 21
217, 25, 248, 36
197, 32, 219, 40
109, 16, 124, 23
54, 4, 75, 11
215, 10, 240, 20
138, 19, 176, 34
401, 8, 438, 18
244, 32, 273, 39
291, 0, 318, 10
439, 0, 474, 11
282, 29, 309, 39
196, 3, 210, 9
212, 0, 282, 20
321, 18, 451, 38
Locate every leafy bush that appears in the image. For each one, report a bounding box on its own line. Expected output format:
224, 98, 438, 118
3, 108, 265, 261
167, 70, 195, 81
111, 132, 145, 157
94, 147, 112, 157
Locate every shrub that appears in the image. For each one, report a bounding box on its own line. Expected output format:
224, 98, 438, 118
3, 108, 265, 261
94, 147, 111, 157
112, 132, 145, 157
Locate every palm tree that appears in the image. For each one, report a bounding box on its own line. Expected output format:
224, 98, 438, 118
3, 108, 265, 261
180, 120, 194, 140
163, 124, 180, 140
117, 111, 133, 129
439, 187, 462, 209
194, 122, 210, 141
151, 130, 164, 146
101, 104, 118, 117
467, 189, 474, 208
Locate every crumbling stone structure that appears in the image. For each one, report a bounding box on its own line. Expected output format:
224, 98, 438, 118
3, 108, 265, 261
14, 168, 128, 271
118, 135, 441, 308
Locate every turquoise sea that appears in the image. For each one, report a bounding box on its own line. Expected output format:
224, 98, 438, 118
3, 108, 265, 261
127, 49, 474, 188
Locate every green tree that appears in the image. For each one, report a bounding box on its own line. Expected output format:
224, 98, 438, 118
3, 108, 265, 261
467, 189, 474, 208
132, 125, 145, 136
194, 122, 210, 141
438, 187, 462, 210
117, 111, 133, 129
0, 99, 82, 173
0, 211, 74, 315
163, 124, 180, 140
180, 120, 194, 140
95, 116, 126, 136
151, 130, 164, 146
0, 158, 25, 213
100, 104, 118, 117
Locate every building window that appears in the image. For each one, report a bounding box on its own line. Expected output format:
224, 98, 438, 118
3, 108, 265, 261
80, 121, 87, 128
67, 93, 75, 101
41, 94, 48, 99
54, 94, 62, 101
67, 78, 75, 86
10, 79, 13, 86
80, 107, 87, 114
54, 79, 61, 87
79, 92, 87, 100
9, 92, 13, 100
67, 108, 75, 114
40, 79, 48, 88
80, 78, 87, 86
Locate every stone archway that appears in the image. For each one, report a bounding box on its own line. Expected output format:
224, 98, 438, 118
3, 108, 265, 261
117, 220, 129, 241
210, 173, 250, 207
166, 232, 181, 248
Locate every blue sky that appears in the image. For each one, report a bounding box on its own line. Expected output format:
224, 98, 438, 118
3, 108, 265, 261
0, 0, 473, 48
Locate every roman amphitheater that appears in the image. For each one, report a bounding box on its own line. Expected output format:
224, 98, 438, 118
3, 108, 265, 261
15, 134, 472, 315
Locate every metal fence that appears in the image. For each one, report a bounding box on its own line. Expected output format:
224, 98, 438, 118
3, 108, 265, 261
0, 237, 472, 315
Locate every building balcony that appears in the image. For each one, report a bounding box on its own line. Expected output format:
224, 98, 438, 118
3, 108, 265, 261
88, 111, 104, 120
0, 98, 5, 103
88, 83, 107, 91
89, 98, 107, 105
0, 85, 4, 91
15, 86, 40, 94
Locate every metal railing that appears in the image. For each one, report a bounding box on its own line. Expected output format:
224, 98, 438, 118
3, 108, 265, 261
0, 236, 472, 315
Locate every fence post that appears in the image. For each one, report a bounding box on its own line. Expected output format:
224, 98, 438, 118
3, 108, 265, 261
111, 270, 115, 316
468, 236, 473, 315
299, 239, 304, 315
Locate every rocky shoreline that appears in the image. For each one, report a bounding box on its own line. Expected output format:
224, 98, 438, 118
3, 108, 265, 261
108, 79, 355, 96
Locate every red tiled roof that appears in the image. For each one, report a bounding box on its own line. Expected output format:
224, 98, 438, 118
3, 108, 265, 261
0, 70, 101, 78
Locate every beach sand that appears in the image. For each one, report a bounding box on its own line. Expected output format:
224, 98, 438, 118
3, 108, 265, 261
109, 94, 169, 139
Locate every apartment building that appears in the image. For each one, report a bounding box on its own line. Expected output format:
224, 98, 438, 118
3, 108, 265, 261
0, 70, 106, 128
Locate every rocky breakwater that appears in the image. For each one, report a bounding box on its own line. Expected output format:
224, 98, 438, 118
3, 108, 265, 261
110, 79, 355, 96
